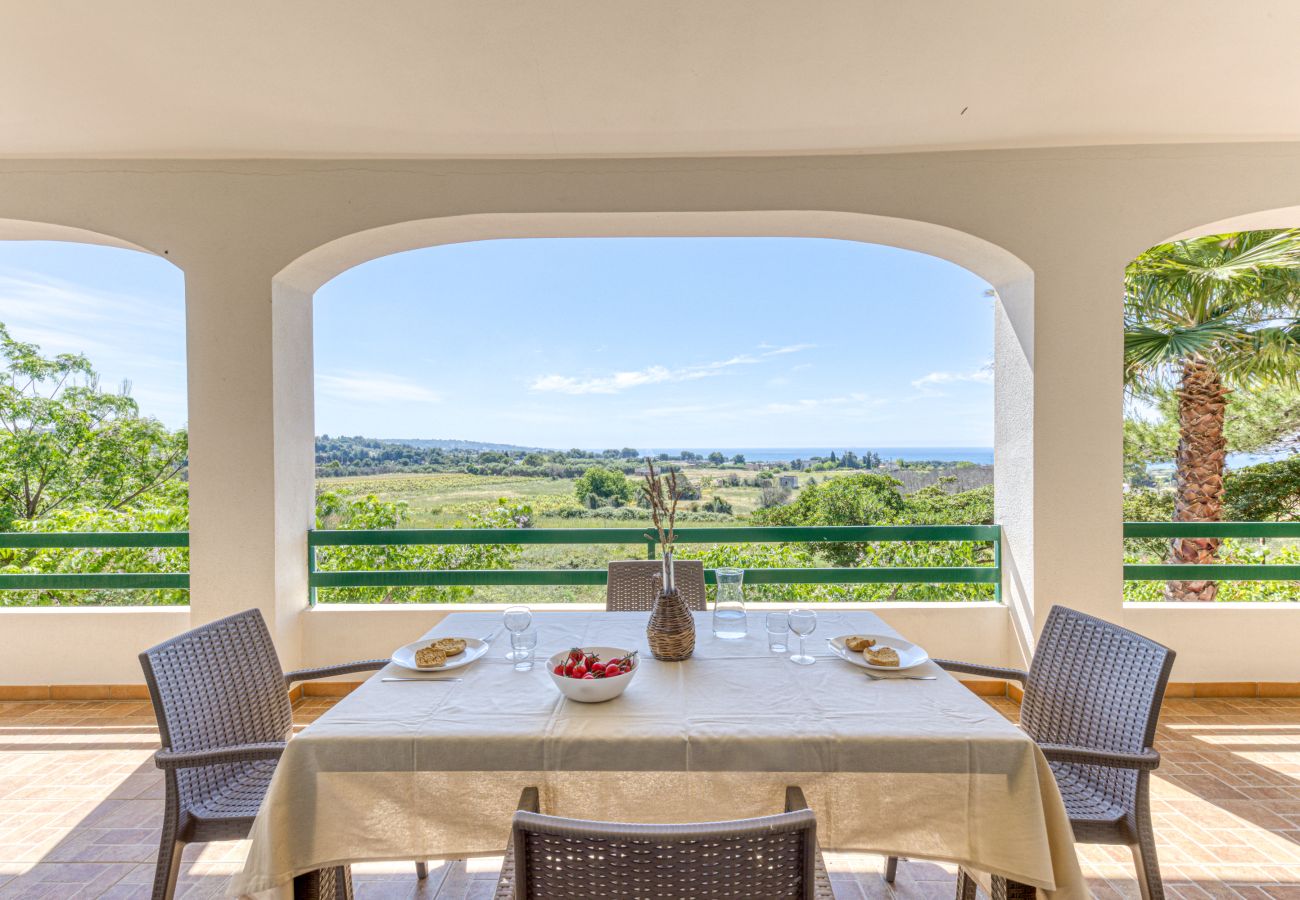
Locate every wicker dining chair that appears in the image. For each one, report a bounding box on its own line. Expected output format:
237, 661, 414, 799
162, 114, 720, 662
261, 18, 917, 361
138, 608, 429, 900
885, 605, 1176, 900
492, 786, 834, 899
605, 559, 708, 611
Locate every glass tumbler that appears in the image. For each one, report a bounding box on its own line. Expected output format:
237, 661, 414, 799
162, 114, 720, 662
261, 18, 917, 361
765, 612, 789, 652
510, 628, 538, 671
503, 606, 533, 661
711, 567, 747, 639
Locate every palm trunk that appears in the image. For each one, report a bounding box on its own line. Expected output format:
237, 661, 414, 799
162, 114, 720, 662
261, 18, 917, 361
1165, 356, 1229, 601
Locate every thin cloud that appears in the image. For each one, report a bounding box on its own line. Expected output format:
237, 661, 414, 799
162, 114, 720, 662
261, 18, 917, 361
317, 371, 441, 405
530, 343, 814, 395
912, 367, 994, 395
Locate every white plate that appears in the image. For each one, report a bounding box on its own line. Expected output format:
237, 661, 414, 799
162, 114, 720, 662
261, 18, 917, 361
828, 634, 930, 671
391, 637, 489, 672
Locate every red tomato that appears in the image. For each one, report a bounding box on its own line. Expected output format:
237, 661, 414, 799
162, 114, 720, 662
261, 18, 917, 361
581, 673, 596, 680
604, 662, 623, 677
572, 664, 588, 678
553, 664, 566, 676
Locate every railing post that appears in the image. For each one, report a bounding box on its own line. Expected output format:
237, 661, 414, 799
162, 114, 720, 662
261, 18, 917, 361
994, 527, 1002, 604
308, 538, 318, 608
646, 538, 657, 560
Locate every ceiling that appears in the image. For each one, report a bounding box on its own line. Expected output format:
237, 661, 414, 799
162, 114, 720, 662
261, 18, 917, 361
4, 1, 1300, 159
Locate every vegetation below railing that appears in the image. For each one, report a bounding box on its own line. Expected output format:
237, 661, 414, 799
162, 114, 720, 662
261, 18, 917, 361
1123, 521, 1300, 602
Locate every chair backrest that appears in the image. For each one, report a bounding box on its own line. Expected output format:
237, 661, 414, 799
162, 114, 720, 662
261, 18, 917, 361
606, 559, 707, 612
1022, 606, 1175, 756
512, 807, 818, 900
139, 609, 294, 803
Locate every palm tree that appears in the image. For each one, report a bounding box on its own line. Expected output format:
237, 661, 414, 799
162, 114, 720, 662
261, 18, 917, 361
1125, 229, 1300, 599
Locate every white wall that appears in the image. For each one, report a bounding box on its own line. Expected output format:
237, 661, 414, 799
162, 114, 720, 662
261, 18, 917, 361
0, 145, 1298, 685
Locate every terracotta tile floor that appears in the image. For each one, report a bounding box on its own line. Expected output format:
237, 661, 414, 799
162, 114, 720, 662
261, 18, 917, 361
0, 695, 1298, 899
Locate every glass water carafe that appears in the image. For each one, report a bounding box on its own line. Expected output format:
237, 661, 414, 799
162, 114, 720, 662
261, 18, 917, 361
712, 567, 747, 639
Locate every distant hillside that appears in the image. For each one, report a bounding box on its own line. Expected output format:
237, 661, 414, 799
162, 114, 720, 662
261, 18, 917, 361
380, 438, 542, 452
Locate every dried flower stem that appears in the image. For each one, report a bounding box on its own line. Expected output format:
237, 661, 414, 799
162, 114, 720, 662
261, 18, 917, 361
641, 457, 680, 592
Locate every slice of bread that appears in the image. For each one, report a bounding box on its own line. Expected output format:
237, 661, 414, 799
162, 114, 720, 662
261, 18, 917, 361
415, 646, 448, 668
865, 646, 900, 667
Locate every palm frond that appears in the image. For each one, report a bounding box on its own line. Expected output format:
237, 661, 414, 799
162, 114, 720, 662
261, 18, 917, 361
1125, 229, 1300, 384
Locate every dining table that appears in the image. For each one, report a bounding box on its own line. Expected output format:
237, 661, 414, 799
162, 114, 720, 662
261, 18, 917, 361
231, 609, 1086, 899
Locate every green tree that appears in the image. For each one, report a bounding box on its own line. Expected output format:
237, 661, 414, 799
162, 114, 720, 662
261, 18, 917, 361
1225, 457, 1300, 521
0, 325, 187, 528
1125, 230, 1300, 599
619, 447, 639, 458
707, 451, 726, 465
757, 473, 906, 565
574, 466, 633, 504
731, 454, 746, 465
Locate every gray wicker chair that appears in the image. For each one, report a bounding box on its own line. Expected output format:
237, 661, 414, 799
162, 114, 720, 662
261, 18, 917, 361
138, 608, 428, 900
492, 786, 835, 899
886, 605, 1175, 900
606, 559, 707, 612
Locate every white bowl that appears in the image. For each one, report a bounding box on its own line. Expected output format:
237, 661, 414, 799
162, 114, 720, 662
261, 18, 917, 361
547, 646, 639, 703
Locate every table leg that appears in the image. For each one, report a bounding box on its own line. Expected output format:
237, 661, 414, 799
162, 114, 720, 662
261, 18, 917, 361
292, 865, 354, 900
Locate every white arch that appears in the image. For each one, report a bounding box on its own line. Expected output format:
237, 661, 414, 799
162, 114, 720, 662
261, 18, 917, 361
1162, 203, 1300, 243
0, 217, 167, 259
275, 210, 1032, 297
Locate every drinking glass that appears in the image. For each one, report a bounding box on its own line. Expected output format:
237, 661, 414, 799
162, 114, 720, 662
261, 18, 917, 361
765, 612, 789, 652
510, 628, 538, 671
712, 567, 747, 639
503, 606, 533, 661
788, 608, 817, 665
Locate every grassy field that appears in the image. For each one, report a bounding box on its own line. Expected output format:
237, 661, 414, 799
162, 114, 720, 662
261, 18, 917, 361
318, 466, 866, 527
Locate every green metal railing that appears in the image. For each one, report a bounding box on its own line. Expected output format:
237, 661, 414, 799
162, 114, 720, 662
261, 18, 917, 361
3, 521, 1298, 600
306, 524, 1002, 604
0, 532, 189, 590
1123, 521, 1300, 582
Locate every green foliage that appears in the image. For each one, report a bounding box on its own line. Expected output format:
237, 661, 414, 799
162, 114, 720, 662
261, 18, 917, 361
1122, 488, 1177, 557
0, 480, 190, 607
574, 466, 633, 504
679, 480, 997, 602
314, 494, 531, 603
701, 495, 733, 514
1124, 230, 1300, 390
0, 324, 187, 527
756, 473, 905, 563
1124, 539, 1300, 602
1225, 457, 1300, 521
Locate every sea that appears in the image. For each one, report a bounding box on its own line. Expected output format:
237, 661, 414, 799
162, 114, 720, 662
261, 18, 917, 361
640, 447, 994, 465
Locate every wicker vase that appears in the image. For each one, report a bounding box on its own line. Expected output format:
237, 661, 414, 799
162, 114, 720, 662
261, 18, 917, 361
647, 554, 695, 661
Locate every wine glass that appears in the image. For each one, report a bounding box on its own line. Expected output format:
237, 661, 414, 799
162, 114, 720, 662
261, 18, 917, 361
788, 608, 817, 665
503, 606, 533, 661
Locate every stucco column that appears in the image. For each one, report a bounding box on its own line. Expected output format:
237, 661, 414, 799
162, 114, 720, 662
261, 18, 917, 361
185, 264, 315, 665
996, 255, 1126, 664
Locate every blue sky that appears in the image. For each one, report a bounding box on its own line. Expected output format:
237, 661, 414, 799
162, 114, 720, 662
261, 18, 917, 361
0, 237, 994, 448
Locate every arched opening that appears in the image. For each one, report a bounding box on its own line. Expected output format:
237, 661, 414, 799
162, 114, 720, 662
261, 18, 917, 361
277, 211, 1035, 620
0, 219, 187, 606
1121, 207, 1300, 604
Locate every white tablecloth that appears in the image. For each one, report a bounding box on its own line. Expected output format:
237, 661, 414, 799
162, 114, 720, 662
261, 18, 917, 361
233, 610, 1085, 898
